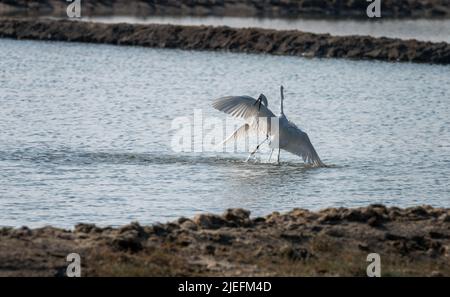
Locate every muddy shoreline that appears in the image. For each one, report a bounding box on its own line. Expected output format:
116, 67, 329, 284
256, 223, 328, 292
1, 18, 450, 64
1, 0, 450, 18
0, 205, 448, 276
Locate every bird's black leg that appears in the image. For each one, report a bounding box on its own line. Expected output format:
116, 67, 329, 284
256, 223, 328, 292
245, 137, 268, 162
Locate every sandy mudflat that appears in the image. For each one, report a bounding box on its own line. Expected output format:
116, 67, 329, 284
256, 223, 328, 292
0, 205, 448, 276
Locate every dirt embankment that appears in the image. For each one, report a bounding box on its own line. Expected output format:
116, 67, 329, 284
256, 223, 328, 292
1, 0, 450, 18
1, 18, 449, 64
0, 205, 449, 276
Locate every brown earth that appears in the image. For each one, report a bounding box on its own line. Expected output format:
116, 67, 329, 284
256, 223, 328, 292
1, 0, 450, 18
0, 18, 449, 64
0, 205, 449, 276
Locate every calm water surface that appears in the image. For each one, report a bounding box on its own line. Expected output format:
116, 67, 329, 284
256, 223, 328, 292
81, 16, 450, 43
0, 39, 449, 228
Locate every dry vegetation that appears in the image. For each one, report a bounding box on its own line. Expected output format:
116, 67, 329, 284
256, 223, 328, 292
0, 205, 449, 276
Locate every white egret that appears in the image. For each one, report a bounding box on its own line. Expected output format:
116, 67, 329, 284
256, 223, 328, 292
212, 86, 325, 167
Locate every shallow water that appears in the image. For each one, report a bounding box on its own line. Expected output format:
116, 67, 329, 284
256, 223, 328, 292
81, 16, 450, 43
0, 39, 449, 228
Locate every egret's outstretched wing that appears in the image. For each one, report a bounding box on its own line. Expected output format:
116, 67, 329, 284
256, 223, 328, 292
212, 96, 275, 120
283, 123, 325, 167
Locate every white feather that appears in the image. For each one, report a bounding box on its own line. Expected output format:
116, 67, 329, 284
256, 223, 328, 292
281, 120, 324, 167
211, 89, 325, 167
212, 96, 275, 120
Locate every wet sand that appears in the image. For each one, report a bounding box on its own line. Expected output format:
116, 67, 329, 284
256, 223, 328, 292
0, 205, 448, 276
0, 18, 449, 64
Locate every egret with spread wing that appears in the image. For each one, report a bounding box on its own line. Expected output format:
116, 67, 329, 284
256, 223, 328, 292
212, 86, 325, 167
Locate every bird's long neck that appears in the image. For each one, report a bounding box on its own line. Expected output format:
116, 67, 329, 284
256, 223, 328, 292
280, 87, 285, 115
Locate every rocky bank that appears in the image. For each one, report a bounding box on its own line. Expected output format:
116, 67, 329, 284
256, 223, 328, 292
1, 0, 450, 18
0, 205, 449, 276
1, 18, 449, 64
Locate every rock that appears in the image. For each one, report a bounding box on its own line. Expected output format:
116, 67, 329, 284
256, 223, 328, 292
176, 235, 192, 247
406, 206, 430, 218
429, 231, 447, 239
288, 208, 313, 218
410, 235, 429, 250
150, 224, 168, 236
118, 222, 147, 238
112, 223, 147, 252
429, 271, 444, 277
266, 211, 281, 223
318, 209, 342, 224
335, 206, 389, 226
369, 205, 389, 217
194, 214, 227, 230
324, 228, 345, 238
439, 213, 450, 222
179, 219, 198, 231
280, 231, 309, 242
311, 225, 323, 232
280, 245, 311, 261
369, 204, 388, 210
176, 217, 190, 225
112, 222, 149, 252
253, 217, 266, 224
222, 208, 252, 227
163, 223, 180, 233
0, 227, 12, 236
341, 209, 367, 222
388, 208, 402, 220
11, 226, 32, 238
358, 243, 369, 251
203, 232, 234, 245
368, 216, 383, 227
205, 245, 216, 255
385, 233, 406, 241
112, 234, 143, 252
74, 223, 99, 234
223, 208, 250, 220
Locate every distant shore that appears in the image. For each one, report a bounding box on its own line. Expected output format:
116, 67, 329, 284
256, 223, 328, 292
0, 18, 449, 64
1, 0, 450, 18
0, 205, 448, 276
